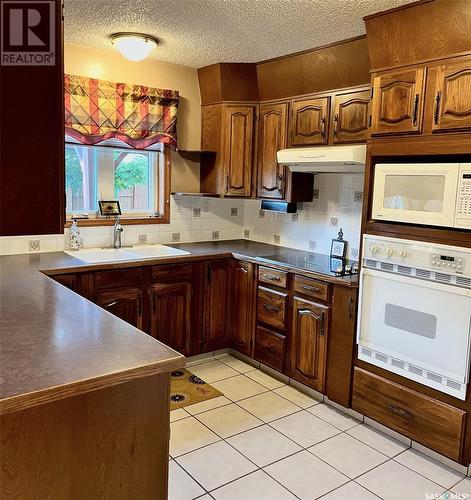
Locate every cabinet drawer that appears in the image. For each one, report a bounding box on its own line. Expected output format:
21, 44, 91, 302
254, 327, 285, 372
257, 286, 288, 331
151, 263, 193, 282
93, 268, 143, 290
293, 275, 330, 301
352, 368, 465, 461
258, 266, 287, 288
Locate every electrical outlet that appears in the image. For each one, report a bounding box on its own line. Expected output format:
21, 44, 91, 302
138, 234, 147, 245
291, 213, 299, 223
244, 229, 250, 239
193, 208, 201, 218
273, 233, 281, 245
28, 240, 40, 252
259, 209, 265, 219
313, 188, 320, 200
330, 216, 339, 227
172, 232, 180, 242
231, 207, 238, 217
353, 191, 363, 202
309, 240, 316, 251
212, 230, 220, 240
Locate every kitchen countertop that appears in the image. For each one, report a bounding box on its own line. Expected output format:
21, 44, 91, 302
0, 239, 357, 415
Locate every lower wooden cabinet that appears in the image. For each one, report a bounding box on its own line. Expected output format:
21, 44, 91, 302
149, 281, 192, 356
352, 368, 466, 462
51, 273, 80, 293
289, 296, 330, 392
203, 260, 231, 352
230, 261, 256, 356
254, 326, 285, 372
95, 287, 143, 330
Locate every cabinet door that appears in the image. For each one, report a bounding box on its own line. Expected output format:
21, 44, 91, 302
371, 68, 426, 135
290, 297, 329, 391
257, 102, 289, 199
149, 282, 192, 356
230, 261, 255, 356
432, 61, 471, 132
290, 97, 329, 146
222, 106, 254, 197
203, 260, 231, 352
332, 90, 370, 143
96, 288, 143, 330
52, 273, 79, 293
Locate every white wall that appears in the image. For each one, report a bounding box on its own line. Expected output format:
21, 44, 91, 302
0, 174, 363, 258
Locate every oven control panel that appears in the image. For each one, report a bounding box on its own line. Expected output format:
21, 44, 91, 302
363, 235, 470, 276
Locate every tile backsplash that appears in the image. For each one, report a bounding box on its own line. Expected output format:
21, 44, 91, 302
0, 173, 363, 260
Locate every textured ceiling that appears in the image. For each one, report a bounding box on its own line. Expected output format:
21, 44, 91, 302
64, 0, 416, 68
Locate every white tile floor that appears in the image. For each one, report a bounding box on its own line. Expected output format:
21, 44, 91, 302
169, 355, 470, 500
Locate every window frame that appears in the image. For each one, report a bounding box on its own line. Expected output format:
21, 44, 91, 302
64, 144, 171, 228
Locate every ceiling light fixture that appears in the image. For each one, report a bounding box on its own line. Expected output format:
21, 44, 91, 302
110, 32, 159, 62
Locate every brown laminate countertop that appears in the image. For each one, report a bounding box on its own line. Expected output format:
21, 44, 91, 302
0, 239, 357, 415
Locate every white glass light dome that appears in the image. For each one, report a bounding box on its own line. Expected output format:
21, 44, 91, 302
110, 33, 159, 62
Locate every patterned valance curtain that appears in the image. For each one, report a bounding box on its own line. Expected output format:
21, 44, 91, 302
64, 74, 179, 149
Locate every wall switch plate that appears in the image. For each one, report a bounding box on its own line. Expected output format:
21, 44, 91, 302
172, 232, 181, 242
231, 207, 238, 217
193, 208, 201, 218
138, 234, 147, 245
28, 240, 40, 252
244, 229, 250, 238
273, 233, 281, 245
212, 230, 220, 240
353, 191, 363, 202
330, 216, 339, 227
309, 240, 316, 251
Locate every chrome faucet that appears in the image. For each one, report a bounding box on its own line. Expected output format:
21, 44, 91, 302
113, 217, 124, 248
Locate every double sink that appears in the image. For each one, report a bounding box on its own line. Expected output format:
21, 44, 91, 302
65, 244, 190, 264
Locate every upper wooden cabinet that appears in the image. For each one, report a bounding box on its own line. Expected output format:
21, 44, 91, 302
200, 103, 256, 197
289, 297, 329, 392
331, 90, 370, 143
257, 102, 289, 199
370, 68, 426, 136
432, 60, 471, 133
222, 105, 255, 196
230, 261, 256, 356
290, 97, 329, 146
95, 288, 143, 330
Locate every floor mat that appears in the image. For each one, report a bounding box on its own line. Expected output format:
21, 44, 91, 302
170, 368, 223, 410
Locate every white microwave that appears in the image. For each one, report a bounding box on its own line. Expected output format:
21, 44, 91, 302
372, 163, 471, 230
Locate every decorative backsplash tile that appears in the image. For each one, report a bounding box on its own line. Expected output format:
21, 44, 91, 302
309, 240, 317, 251
211, 230, 220, 240
231, 207, 238, 217
244, 229, 250, 238
313, 188, 320, 200
193, 208, 201, 218
259, 209, 265, 219
330, 216, 339, 227
291, 213, 299, 223
353, 191, 363, 203
138, 234, 147, 245
273, 233, 281, 245
172, 232, 181, 242
351, 248, 359, 258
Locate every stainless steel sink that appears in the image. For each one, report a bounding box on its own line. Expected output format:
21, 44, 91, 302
65, 244, 190, 263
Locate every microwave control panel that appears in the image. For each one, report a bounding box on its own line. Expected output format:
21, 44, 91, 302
456, 164, 471, 228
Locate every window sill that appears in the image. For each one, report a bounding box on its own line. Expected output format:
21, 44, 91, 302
64, 216, 170, 228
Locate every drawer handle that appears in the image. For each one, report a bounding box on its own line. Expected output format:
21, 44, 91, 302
103, 301, 117, 308
262, 345, 278, 355
387, 404, 415, 422
434, 90, 441, 125
412, 94, 419, 126
300, 284, 320, 293
320, 312, 325, 336
262, 304, 280, 313
262, 273, 281, 282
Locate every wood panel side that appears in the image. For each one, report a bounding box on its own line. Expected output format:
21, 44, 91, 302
0, 374, 170, 500
256, 37, 370, 101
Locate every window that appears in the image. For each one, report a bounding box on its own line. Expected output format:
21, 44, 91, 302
65, 144, 163, 219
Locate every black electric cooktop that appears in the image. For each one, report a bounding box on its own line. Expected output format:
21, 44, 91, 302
256, 250, 358, 277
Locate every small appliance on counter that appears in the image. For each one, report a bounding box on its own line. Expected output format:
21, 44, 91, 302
357, 234, 471, 400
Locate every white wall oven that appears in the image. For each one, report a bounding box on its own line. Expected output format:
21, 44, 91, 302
372, 162, 471, 229
357, 235, 471, 400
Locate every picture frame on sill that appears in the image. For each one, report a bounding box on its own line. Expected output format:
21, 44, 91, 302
98, 200, 122, 217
